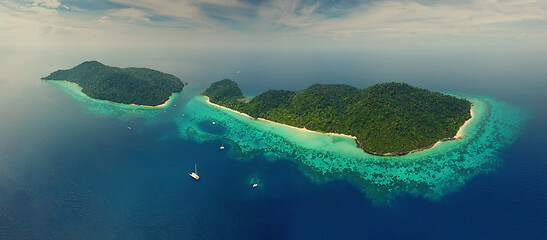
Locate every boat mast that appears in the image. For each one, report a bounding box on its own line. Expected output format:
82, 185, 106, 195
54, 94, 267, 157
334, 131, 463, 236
195, 163, 197, 174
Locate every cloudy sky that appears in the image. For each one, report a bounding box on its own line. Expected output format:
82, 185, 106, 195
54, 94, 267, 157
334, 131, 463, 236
1, 0, 546, 49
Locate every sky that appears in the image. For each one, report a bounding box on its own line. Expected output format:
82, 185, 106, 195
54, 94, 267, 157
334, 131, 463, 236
1, 0, 546, 50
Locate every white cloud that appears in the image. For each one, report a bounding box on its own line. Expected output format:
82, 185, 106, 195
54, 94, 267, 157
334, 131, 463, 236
106, 0, 206, 23
1, 0, 546, 48
108, 8, 152, 22
26, 0, 66, 9
298, 0, 547, 41
258, 0, 323, 28
0, 1, 96, 47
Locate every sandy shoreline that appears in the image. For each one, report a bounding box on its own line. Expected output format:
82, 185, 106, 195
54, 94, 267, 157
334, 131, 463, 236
130, 93, 175, 108
203, 96, 357, 140
204, 96, 255, 119
258, 118, 357, 139
406, 102, 476, 152
455, 104, 475, 138
59, 80, 174, 108
203, 95, 477, 155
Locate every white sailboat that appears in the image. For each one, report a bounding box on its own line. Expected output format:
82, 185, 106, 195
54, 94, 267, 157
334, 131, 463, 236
189, 163, 200, 180
220, 143, 225, 150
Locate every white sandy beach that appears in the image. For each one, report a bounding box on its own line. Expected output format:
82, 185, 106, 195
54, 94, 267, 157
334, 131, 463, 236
62, 80, 174, 108
203, 96, 357, 140
130, 93, 175, 108
417, 102, 476, 151
203, 95, 477, 154
204, 96, 255, 119
455, 104, 475, 138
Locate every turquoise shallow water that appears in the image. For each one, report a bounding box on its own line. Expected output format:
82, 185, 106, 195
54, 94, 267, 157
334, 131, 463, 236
4, 49, 543, 239
48, 80, 178, 119
175, 94, 527, 202
48, 80, 528, 203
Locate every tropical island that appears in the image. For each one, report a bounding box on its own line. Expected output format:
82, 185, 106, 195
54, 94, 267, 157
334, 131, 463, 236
42, 61, 184, 106
203, 79, 472, 155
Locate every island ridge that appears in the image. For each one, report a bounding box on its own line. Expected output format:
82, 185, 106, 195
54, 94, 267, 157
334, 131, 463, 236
203, 79, 472, 155
43, 61, 184, 106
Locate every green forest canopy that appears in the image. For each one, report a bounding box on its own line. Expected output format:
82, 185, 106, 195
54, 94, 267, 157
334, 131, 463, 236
203, 79, 471, 155
43, 61, 184, 106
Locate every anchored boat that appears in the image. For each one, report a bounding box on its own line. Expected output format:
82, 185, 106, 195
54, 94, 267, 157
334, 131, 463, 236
189, 163, 200, 181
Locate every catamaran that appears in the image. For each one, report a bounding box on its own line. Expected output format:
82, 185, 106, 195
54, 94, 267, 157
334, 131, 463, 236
189, 163, 200, 181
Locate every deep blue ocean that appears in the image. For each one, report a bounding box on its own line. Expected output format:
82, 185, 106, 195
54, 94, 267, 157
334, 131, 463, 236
0, 47, 545, 239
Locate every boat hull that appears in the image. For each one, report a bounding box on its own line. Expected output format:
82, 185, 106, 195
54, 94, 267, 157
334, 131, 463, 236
189, 172, 200, 180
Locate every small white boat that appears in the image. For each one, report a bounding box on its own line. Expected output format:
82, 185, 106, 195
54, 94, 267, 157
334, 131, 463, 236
220, 143, 225, 150
252, 183, 258, 188
212, 121, 216, 125
128, 126, 131, 130
181, 114, 185, 117
189, 163, 200, 181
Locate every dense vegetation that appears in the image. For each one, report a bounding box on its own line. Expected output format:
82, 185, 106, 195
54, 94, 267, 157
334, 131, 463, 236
203, 79, 471, 155
43, 61, 184, 106
202, 79, 244, 103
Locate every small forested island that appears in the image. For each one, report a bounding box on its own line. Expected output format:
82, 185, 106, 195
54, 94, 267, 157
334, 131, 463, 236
42, 61, 184, 106
203, 79, 472, 155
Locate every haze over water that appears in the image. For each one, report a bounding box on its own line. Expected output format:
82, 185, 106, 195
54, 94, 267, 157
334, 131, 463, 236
3, 0, 547, 237
0, 47, 545, 239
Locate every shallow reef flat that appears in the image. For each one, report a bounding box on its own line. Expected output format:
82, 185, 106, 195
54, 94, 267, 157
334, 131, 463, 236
48, 80, 177, 119
176, 95, 527, 203
51, 79, 528, 203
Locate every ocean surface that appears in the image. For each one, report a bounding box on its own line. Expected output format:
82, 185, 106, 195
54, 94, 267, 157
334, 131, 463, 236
0, 47, 545, 239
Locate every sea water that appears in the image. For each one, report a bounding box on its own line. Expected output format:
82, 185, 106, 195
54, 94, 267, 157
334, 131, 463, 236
0, 48, 545, 239
175, 91, 527, 202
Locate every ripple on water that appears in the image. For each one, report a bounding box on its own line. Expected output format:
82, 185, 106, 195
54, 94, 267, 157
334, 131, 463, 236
175, 95, 528, 203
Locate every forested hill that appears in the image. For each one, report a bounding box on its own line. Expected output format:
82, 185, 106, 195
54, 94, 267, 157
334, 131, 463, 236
43, 61, 184, 106
203, 79, 472, 155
